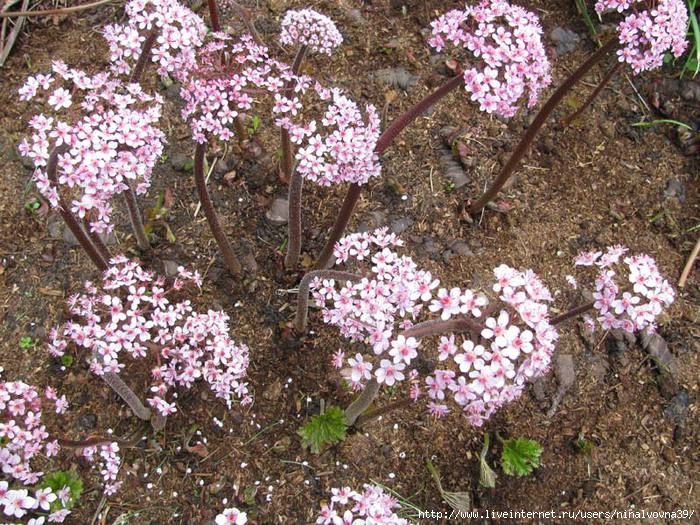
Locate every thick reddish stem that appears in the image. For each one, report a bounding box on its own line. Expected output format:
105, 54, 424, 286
83, 216, 111, 262
469, 38, 619, 215
561, 61, 622, 128
401, 317, 485, 339
207, 0, 220, 32
550, 301, 594, 325
129, 29, 158, 84
122, 183, 150, 251
283, 46, 309, 270
313, 75, 465, 270
194, 143, 242, 275
355, 396, 413, 427
46, 149, 109, 272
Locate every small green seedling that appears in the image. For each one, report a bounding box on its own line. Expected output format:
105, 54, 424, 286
499, 435, 543, 477
575, 432, 596, 455
298, 403, 347, 454
61, 355, 74, 367
20, 336, 35, 349
248, 115, 261, 137
24, 198, 41, 212
41, 470, 83, 511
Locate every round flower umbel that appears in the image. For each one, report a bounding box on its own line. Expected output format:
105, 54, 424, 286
279, 84, 382, 186
0, 381, 63, 487
316, 484, 411, 525
595, 0, 688, 74
306, 229, 558, 426
0, 379, 87, 522
49, 257, 250, 417
103, 0, 207, 77
18, 65, 165, 235
574, 245, 675, 333
177, 33, 288, 143
428, 0, 551, 117
280, 8, 343, 55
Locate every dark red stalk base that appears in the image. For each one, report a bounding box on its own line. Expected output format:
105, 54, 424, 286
194, 143, 242, 275
550, 301, 595, 325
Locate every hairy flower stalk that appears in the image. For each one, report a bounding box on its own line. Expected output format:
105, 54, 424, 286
344, 378, 380, 426
469, 0, 689, 214
207, 0, 221, 32
91, 346, 166, 430
279, 9, 342, 269
123, 183, 151, 250
283, 45, 308, 269
46, 150, 109, 272
312, 74, 465, 270
128, 28, 159, 84
468, 38, 619, 215
561, 60, 623, 128
194, 143, 242, 274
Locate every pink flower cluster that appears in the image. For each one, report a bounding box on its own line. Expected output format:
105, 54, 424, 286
286, 85, 382, 186
310, 228, 424, 365
18, 63, 165, 234
0, 380, 78, 523
317, 484, 411, 525
428, 0, 551, 117
310, 229, 558, 425
103, 0, 207, 76
574, 245, 675, 333
596, 0, 689, 74
177, 33, 288, 143
49, 256, 250, 417
279, 9, 343, 55
215, 507, 247, 525
1, 482, 65, 523
425, 264, 557, 426
0, 381, 62, 486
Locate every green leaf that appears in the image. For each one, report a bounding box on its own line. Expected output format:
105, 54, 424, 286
633, 119, 694, 131
164, 224, 177, 243
297, 405, 348, 454
500, 437, 543, 477
41, 471, 83, 510
479, 433, 497, 488
19, 336, 34, 349
60, 355, 74, 367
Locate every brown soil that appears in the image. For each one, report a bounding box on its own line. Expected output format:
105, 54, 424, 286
0, 1, 698, 524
